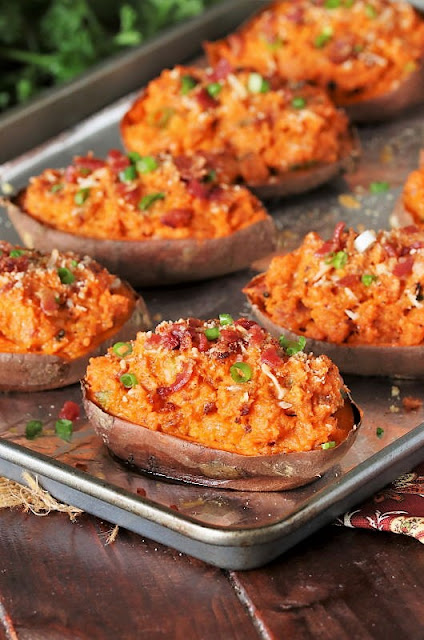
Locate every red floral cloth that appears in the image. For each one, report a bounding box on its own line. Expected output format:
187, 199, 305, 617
337, 462, 424, 542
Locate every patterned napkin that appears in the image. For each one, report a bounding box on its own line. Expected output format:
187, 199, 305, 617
337, 461, 424, 542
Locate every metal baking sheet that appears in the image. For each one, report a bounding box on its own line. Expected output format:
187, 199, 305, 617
1, 0, 424, 570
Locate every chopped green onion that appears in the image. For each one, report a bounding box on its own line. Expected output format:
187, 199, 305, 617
74, 188, 90, 205
361, 274, 377, 287
120, 373, 138, 388
247, 72, 270, 94
279, 334, 307, 356
9, 249, 24, 257
205, 327, 220, 341
55, 418, 73, 441
344, 0, 355, 6
206, 82, 222, 99
113, 342, 133, 357
325, 0, 341, 7
138, 192, 166, 211
314, 26, 333, 48
230, 362, 252, 383
136, 155, 158, 174
181, 75, 198, 95
25, 420, 43, 440
148, 107, 175, 128
321, 441, 336, 450
127, 151, 141, 164
291, 97, 306, 109
203, 169, 217, 183
326, 250, 348, 270
57, 267, 75, 285
119, 165, 138, 182
50, 183, 64, 193
370, 181, 390, 194
219, 313, 234, 326
376, 427, 384, 438
365, 3, 377, 18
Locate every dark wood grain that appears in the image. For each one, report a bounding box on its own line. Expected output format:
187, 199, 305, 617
231, 525, 424, 640
0, 510, 256, 640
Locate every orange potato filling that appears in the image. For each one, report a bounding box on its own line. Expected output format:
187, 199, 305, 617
20, 151, 266, 241
0, 242, 136, 359
403, 166, 424, 225
244, 225, 424, 346
85, 317, 347, 456
206, 0, 424, 106
121, 66, 351, 180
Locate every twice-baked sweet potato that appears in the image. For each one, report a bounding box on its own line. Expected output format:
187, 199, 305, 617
205, 0, 424, 123
391, 150, 424, 229
3, 151, 276, 286
83, 316, 361, 491
120, 65, 359, 198
0, 242, 150, 391
244, 224, 424, 377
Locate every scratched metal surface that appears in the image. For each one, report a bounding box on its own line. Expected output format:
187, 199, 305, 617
0, 1, 424, 567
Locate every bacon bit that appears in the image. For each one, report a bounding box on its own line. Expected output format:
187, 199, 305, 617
174, 155, 206, 181
220, 328, 242, 345
157, 364, 193, 398
202, 151, 240, 183
197, 333, 210, 353
316, 221, 346, 256
248, 324, 266, 347
235, 318, 257, 330
38, 288, 60, 315
107, 149, 130, 173
186, 179, 222, 201
65, 165, 78, 183
116, 184, 141, 207
384, 242, 399, 258
0, 255, 29, 273
136, 487, 147, 496
408, 241, 424, 250
240, 404, 250, 416
403, 225, 420, 234
145, 333, 162, 348
315, 240, 333, 257
59, 401, 80, 422
196, 87, 218, 110
74, 155, 105, 171
337, 274, 359, 287
402, 396, 423, 412
261, 347, 282, 369
203, 402, 217, 415
393, 256, 414, 278
327, 36, 355, 65
160, 208, 193, 228
208, 58, 232, 81
286, 4, 304, 23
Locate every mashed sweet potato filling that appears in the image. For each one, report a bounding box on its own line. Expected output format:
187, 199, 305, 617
85, 317, 347, 456
121, 66, 351, 180
244, 225, 424, 346
0, 242, 135, 359
206, 0, 424, 106
20, 151, 266, 241
403, 166, 424, 225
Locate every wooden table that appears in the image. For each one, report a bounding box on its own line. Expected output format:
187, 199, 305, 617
0, 507, 423, 640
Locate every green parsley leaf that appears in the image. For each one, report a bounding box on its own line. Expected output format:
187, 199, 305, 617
119, 165, 138, 182
120, 373, 138, 388
219, 313, 234, 326
50, 183, 64, 193
365, 4, 378, 18
325, 0, 341, 8
230, 362, 252, 383
205, 327, 220, 340
9, 249, 24, 258
314, 26, 333, 48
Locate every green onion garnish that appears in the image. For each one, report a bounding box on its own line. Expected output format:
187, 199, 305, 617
314, 26, 333, 48
230, 362, 252, 383
119, 165, 138, 182
206, 82, 222, 99
71, 259, 79, 268
376, 427, 384, 438
25, 420, 43, 440
57, 267, 75, 285
344, 0, 355, 6
74, 187, 90, 205
127, 151, 141, 164
205, 327, 220, 341
279, 335, 307, 356
138, 192, 166, 211
247, 72, 270, 94
120, 373, 138, 388
50, 183, 64, 193
365, 3, 377, 18
9, 249, 24, 257
55, 418, 73, 442
370, 181, 390, 194
204, 169, 217, 183
291, 97, 306, 109
325, 0, 341, 7
326, 250, 348, 270
361, 274, 377, 287
113, 342, 133, 357
136, 155, 158, 174
181, 75, 198, 95
219, 313, 234, 326
321, 441, 336, 450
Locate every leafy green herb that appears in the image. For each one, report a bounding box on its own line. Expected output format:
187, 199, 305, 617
321, 441, 336, 450
314, 26, 333, 48
136, 155, 158, 174
291, 97, 306, 109
361, 274, 377, 287
326, 250, 348, 270
206, 82, 222, 99
25, 420, 43, 440
279, 335, 307, 356
181, 74, 198, 95
50, 183, 64, 193
205, 327, 220, 340
219, 313, 234, 326
230, 362, 252, 383
138, 192, 165, 211
376, 427, 384, 438
370, 181, 390, 194
74, 187, 90, 205
55, 418, 73, 442
120, 373, 138, 388
247, 72, 270, 94
57, 267, 75, 285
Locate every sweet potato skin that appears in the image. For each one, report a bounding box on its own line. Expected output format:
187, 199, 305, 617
83, 385, 360, 491
6, 195, 277, 286
0, 297, 150, 392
